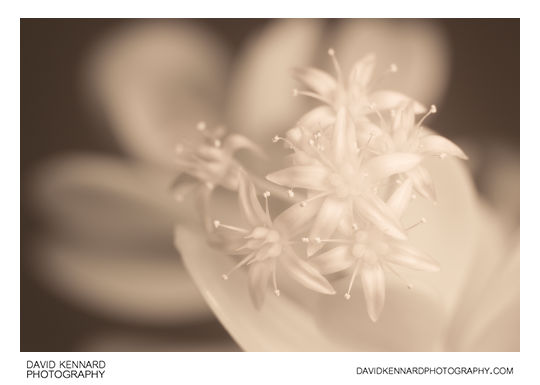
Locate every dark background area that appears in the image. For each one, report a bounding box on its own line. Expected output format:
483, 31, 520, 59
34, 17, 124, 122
20, 19, 519, 351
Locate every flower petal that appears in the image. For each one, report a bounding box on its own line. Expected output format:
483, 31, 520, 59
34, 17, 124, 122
363, 153, 423, 181
308, 197, 348, 256
385, 242, 440, 272
88, 21, 229, 167
273, 195, 326, 238
223, 134, 267, 159
281, 247, 336, 295
248, 260, 273, 309
310, 246, 355, 275
348, 53, 376, 88
370, 90, 426, 114
419, 135, 468, 159
237, 175, 268, 227
227, 19, 324, 146
407, 165, 437, 202
387, 178, 413, 218
266, 165, 330, 191
355, 195, 406, 240
331, 107, 353, 165
360, 262, 386, 322
295, 105, 336, 131
293, 67, 337, 100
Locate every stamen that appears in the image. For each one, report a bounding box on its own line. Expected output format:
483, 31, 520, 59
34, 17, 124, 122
196, 121, 207, 131
293, 88, 332, 105
406, 217, 427, 231
368, 103, 386, 128
263, 191, 271, 218
301, 237, 310, 243
299, 192, 330, 208
272, 262, 280, 297
287, 189, 295, 198
272, 135, 295, 150
221, 253, 254, 280
345, 259, 362, 300
213, 220, 249, 233
389, 63, 398, 73
352, 223, 359, 231
327, 48, 343, 85
416, 104, 437, 128
439, 153, 447, 160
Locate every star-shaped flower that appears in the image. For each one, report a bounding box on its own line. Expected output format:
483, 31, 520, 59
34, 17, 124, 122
172, 122, 263, 231
267, 108, 422, 256
376, 102, 468, 201
309, 179, 440, 322
214, 175, 336, 308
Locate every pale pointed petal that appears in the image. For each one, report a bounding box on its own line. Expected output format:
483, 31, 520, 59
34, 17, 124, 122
281, 247, 336, 295
195, 184, 215, 234
266, 165, 330, 191
370, 90, 426, 114
238, 175, 268, 227
293, 67, 337, 100
248, 260, 273, 309
387, 178, 413, 217
360, 263, 386, 322
332, 107, 350, 164
419, 135, 468, 159
348, 53, 376, 88
310, 246, 354, 275
385, 242, 440, 272
273, 196, 325, 238
295, 105, 336, 131
407, 166, 436, 202
308, 197, 347, 256
223, 134, 267, 158
355, 195, 406, 240
363, 153, 422, 181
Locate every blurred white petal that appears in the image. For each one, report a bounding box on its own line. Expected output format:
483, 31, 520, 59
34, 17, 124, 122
307, 197, 347, 256
227, 19, 324, 145
30, 236, 212, 324
420, 135, 468, 159
88, 21, 229, 167
387, 178, 413, 218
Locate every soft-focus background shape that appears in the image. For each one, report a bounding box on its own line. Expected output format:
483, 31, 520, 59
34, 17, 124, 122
21, 19, 519, 351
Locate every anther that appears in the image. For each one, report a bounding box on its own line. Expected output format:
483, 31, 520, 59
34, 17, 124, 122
406, 217, 427, 231
301, 237, 310, 243
221, 274, 229, 280
389, 63, 398, 73
263, 191, 271, 198
344, 293, 351, 300
272, 135, 280, 143
430, 104, 437, 114
274, 290, 281, 297
352, 223, 359, 231
300, 201, 307, 207
292, 88, 299, 97
417, 104, 437, 128
439, 153, 447, 159
287, 189, 295, 198
213, 220, 221, 229
196, 121, 206, 131
314, 237, 322, 244
214, 139, 221, 148
327, 48, 335, 56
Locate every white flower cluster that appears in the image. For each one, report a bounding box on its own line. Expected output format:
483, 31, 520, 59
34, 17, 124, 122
173, 49, 467, 322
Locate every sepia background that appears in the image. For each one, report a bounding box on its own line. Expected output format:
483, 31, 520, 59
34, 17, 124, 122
21, 19, 519, 351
